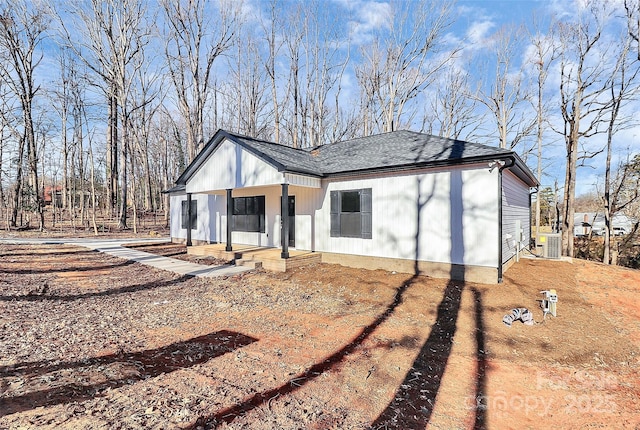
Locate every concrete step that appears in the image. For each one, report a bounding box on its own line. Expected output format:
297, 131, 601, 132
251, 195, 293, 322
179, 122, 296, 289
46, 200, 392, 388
236, 259, 263, 269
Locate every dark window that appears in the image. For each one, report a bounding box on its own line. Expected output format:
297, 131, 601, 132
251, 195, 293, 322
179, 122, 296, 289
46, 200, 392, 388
181, 200, 197, 230
232, 196, 265, 233
330, 188, 372, 239
341, 191, 360, 212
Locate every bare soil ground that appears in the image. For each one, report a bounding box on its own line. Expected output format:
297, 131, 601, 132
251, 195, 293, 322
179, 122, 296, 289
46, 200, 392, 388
1, 240, 639, 429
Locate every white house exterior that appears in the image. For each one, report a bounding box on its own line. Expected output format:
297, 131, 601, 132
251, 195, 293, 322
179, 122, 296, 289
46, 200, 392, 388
166, 129, 538, 283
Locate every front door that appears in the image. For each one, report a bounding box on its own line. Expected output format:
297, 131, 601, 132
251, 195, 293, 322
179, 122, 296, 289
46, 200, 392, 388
282, 195, 295, 248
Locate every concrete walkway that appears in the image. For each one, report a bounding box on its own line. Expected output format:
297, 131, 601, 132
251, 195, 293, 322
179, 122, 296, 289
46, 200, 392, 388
0, 236, 252, 278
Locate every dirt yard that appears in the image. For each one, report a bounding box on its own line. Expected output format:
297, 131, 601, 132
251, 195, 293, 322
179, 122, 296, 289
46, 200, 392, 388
1, 240, 639, 429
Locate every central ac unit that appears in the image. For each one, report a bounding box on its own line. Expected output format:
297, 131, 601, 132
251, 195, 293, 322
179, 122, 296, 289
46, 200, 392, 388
538, 233, 561, 259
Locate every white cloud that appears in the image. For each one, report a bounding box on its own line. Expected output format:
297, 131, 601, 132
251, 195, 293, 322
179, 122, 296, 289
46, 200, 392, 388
332, 0, 391, 45
451, 3, 497, 54
466, 19, 496, 46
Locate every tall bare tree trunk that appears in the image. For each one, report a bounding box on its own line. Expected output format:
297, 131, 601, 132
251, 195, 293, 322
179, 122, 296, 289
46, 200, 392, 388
107, 92, 118, 219
10, 137, 25, 227
556, 8, 610, 257
0, 3, 48, 231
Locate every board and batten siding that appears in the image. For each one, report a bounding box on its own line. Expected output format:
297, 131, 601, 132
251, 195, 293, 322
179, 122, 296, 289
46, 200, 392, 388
501, 169, 531, 264
313, 164, 500, 268
169, 193, 225, 243
186, 138, 284, 193
229, 186, 280, 247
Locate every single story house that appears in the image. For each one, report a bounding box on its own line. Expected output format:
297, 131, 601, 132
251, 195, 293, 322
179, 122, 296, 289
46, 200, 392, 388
166, 129, 538, 283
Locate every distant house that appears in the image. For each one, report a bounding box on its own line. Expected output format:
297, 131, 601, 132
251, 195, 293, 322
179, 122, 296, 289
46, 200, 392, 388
166, 129, 538, 283
574, 212, 634, 236
43, 185, 62, 207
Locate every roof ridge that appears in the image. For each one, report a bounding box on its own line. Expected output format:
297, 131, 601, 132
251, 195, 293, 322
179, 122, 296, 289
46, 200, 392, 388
227, 130, 311, 153
314, 129, 420, 150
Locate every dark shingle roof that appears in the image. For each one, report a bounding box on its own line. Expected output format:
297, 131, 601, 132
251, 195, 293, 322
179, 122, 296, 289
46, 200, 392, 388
174, 129, 537, 187
311, 130, 513, 174
231, 134, 320, 176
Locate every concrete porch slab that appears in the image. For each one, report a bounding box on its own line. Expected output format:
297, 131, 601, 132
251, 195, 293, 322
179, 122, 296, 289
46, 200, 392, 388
187, 243, 321, 272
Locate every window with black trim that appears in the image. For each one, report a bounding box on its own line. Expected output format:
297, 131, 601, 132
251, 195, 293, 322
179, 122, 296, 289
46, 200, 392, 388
181, 200, 197, 230
330, 188, 372, 238
232, 196, 265, 233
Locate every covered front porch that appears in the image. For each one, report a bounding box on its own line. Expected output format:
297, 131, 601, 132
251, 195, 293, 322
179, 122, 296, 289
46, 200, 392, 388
176, 130, 325, 271
187, 243, 322, 272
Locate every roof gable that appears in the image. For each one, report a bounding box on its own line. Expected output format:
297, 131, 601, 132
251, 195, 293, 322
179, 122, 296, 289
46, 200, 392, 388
186, 135, 288, 192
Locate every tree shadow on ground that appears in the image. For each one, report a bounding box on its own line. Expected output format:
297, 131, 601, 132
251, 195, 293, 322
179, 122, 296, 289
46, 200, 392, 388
471, 287, 488, 430
371, 284, 488, 429
185, 277, 476, 429
0, 259, 135, 275
371, 280, 464, 428
0, 274, 194, 302
0, 249, 98, 259
186, 276, 416, 429
0, 330, 257, 418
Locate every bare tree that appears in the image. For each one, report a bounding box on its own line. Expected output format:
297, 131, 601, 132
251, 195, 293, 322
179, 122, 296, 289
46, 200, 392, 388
261, 0, 284, 143
527, 26, 557, 244
49, 50, 87, 222
61, 0, 153, 228
129, 62, 163, 212
0, 2, 49, 230
625, 0, 640, 60
355, 0, 457, 134
266, 1, 350, 148
56, 0, 121, 219
304, 2, 348, 147
601, 36, 640, 263
152, 107, 186, 225
0, 79, 14, 229
423, 67, 483, 140
474, 26, 536, 151
86, 125, 99, 235
162, 0, 238, 162
555, 3, 612, 257
223, 20, 269, 139
280, 3, 305, 147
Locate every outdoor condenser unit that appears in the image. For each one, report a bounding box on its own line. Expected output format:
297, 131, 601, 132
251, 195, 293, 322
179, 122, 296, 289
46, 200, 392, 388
538, 233, 561, 259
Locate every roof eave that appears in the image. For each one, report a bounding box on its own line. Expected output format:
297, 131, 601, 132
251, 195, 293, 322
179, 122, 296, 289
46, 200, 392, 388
508, 153, 539, 187
321, 153, 519, 178
162, 184, 186, 195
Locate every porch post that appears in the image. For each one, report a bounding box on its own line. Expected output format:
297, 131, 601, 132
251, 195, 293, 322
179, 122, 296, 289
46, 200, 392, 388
281, 183, 289, 259
226, 189, 233, 252
186, 193, 192, 247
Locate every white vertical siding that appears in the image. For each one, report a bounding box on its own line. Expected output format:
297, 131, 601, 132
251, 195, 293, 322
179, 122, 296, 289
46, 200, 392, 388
313, 165, 500, 268
169, 194, 184, 241
502, 170, 531, 263
289, 185, 322, 251
186, 138, 284, 193
285, 173, 321, 188
169, 193, 225, 243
